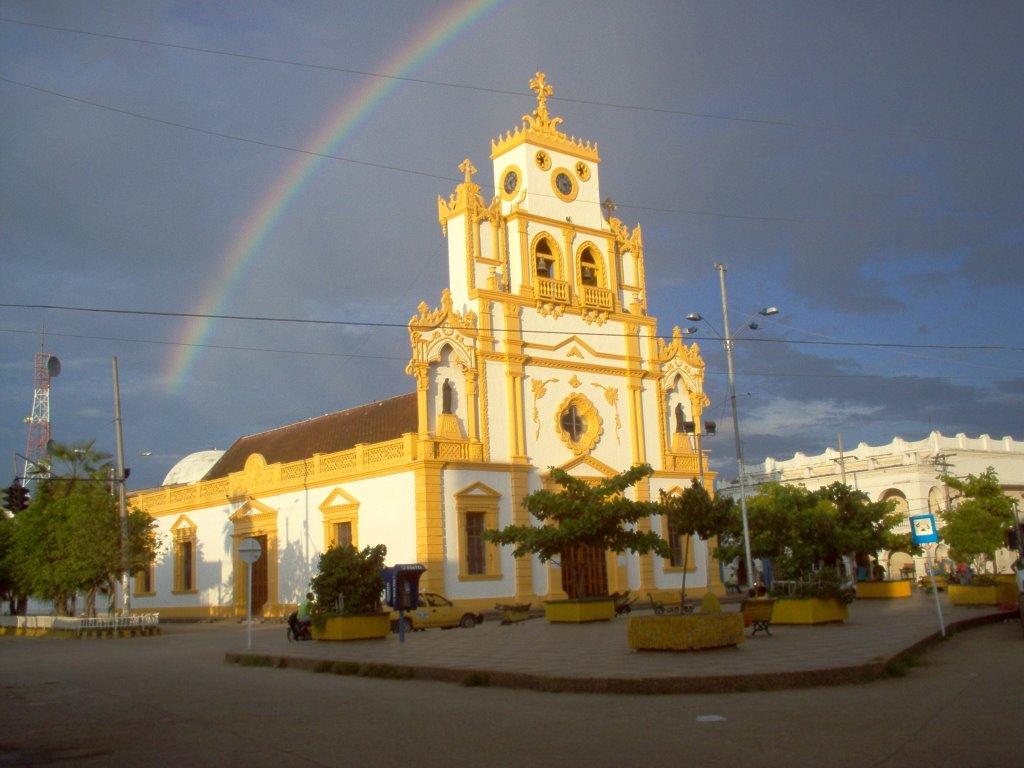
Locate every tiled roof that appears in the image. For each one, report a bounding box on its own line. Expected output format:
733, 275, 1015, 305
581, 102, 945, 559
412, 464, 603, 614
201, 393, 417, 481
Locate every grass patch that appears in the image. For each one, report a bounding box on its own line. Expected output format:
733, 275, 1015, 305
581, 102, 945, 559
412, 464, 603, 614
313, 660, 333, 674
238, 655, 274, 668
359, 663, 414, 680
884, 654, 924, 678
462, 672, 490, 687
331, 661, 361, 676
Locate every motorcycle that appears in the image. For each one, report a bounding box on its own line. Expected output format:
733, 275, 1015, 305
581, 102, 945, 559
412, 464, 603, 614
286, 611, 313, 641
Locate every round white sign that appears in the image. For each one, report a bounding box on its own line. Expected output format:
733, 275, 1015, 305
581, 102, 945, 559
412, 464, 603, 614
239, 537, 262, 564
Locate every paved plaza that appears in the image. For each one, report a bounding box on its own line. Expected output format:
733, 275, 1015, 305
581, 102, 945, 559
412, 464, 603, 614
1, 601, 1021, 767
230, 596, 1011, 689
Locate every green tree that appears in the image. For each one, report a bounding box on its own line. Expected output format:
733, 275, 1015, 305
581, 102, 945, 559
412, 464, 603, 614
820, 483, 904, 569
10, 440, 158, 615
717, 482, 902, 580
940, 468, 1013, 573
484, 464, 668, 599
311, 543, 387, 616
0, 513, 24, 614
659, 480, 734, 603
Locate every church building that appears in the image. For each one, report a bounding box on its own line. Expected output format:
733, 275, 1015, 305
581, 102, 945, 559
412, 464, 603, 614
130, 73, 721, 618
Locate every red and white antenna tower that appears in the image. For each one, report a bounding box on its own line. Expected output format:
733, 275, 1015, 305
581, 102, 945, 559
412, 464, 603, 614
23, 342, 60, 483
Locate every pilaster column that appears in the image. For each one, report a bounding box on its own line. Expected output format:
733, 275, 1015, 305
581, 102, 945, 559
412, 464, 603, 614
464, 369, 479, 442
414, 364, 430, 437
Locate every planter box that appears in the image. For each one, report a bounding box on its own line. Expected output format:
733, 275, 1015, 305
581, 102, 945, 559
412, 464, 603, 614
628, 613, 744, 651
996, 576, 1020, 604
771, 598, 848, 624
856, 581, 912, 599
312, 614, 390, 641
544, 598, 614, 623
947, 584, 1011, 606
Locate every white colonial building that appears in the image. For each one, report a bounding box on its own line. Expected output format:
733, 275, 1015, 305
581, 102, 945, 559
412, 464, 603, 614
129, 73, 721, 618
719, 432, 1024, 578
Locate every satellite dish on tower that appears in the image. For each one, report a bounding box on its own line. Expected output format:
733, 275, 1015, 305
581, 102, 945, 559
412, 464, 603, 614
47, 356, 61, 378
45, 439, 56, 455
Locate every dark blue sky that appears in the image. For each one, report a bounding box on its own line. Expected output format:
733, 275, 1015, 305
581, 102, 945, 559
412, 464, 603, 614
2, 1, 1022, 490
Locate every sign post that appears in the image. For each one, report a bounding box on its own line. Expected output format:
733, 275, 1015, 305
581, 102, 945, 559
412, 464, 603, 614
910, 514, 945, 637
239, 537, 263, 650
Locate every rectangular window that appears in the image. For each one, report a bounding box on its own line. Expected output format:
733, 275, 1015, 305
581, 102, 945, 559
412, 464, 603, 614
334, 522, 352, 548
465, 512, 486, 575
176, 539, 194, 592
667, 519, 684, 568
134, 565, 153, 596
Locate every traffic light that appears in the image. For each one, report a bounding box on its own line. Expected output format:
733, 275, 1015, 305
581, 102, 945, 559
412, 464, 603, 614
5, 482, 29, 512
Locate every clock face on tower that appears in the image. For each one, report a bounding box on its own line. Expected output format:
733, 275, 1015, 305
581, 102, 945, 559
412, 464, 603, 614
500, 166, 522, 199
551, 168, 577, 201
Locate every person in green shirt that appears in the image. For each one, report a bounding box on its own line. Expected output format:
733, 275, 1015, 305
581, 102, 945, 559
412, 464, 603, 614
297, 592, 314, 625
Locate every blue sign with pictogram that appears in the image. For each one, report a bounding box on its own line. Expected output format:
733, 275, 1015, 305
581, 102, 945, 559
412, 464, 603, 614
909, 514, 940, 545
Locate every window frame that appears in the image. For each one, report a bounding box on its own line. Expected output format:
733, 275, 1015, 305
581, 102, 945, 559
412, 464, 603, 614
455, 483, 502, 581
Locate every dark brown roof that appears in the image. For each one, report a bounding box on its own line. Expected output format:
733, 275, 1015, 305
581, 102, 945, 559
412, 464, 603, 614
202, 393, 417, 481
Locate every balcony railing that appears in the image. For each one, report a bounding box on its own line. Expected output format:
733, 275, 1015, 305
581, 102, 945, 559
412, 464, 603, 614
535, 276, 570, 303
581, 284, 614, 311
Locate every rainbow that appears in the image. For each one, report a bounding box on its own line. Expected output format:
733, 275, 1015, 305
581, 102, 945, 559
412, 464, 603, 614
163, 0, 504, 391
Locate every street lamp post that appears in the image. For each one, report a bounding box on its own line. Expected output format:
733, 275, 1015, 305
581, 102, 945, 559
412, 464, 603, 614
685, 264, 778, 592
715, 263, 756, 593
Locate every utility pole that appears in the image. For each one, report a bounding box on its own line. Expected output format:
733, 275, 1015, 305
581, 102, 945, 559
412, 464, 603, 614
112, 357, 130, 616
837, 432, 847, 485
715, 263, 755, 591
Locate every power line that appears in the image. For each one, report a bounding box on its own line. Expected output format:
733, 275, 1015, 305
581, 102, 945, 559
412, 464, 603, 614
2, 326, 1020, 382
0, 16, 992, 147
2, 302, 1022, 353
0, 74, 843, 226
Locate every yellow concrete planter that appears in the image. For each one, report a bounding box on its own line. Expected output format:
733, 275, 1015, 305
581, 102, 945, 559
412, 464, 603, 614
996, 576, 1019, 604
544, 598, 615, 623
856, 580, 912, 599
771, 598, 848, 624
312, 614, 391, 641
947, 585, 1005, 606
628, 613, 745, 651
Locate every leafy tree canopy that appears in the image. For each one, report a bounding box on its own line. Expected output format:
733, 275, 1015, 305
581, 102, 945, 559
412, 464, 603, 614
483, 464, 670, 563
659, 479, 735, 600
9, 440, 157, 615
717, 482, 902, 579
940, 468, 1013, 571
311, 543, 387, 616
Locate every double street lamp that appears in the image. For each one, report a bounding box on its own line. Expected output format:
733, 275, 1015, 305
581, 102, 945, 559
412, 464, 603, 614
684, 263, 778, 591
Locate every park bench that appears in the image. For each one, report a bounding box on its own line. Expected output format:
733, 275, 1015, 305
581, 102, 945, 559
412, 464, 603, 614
495, 603, 532, 625
611, 591, 637, 616
741, 598, 775, 637
645, 593, 686, 615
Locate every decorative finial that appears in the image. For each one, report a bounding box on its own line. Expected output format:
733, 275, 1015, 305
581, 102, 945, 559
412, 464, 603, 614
458, 158, 477, 185
529, 71, 553, 122
601, 197, 617, 216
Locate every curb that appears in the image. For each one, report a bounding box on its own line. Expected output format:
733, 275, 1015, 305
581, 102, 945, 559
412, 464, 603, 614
1, 627, 161, 639
224, 609, 1016, 695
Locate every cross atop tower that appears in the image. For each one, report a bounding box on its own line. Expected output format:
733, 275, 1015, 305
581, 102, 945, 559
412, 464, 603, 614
529, 71, 553, 123
458, 158, 477, 185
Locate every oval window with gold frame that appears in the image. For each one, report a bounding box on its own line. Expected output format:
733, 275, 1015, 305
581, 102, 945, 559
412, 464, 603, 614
554, 393, 602, 455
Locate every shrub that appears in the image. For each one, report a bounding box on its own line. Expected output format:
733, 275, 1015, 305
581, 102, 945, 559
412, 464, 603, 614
968, 574, 998, 587
310, 543, 387, 617
770, 569, 856, 605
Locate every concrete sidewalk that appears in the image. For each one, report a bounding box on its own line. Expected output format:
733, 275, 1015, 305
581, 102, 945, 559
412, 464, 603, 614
227, 595, 1015, 692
